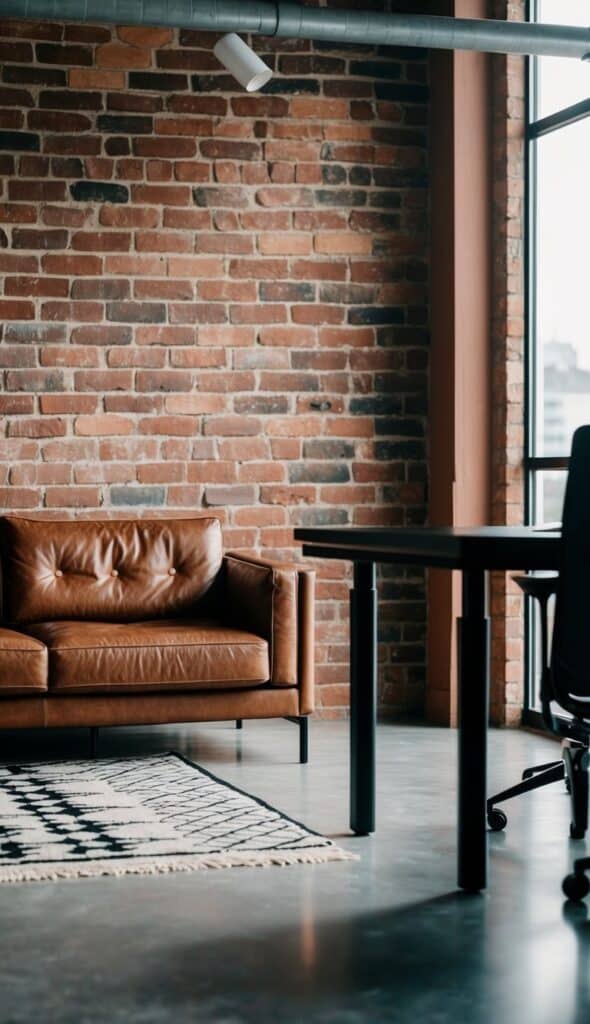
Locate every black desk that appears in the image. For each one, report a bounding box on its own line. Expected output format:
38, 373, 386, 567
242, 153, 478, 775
294, 525, 562, 892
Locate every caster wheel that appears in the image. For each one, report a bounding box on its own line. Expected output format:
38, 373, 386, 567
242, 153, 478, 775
487, 808, 507, 832
570, 824, 586, 840
562, 872, 590, 902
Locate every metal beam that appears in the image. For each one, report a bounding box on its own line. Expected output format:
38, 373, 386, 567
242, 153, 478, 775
2, 0, 590, 60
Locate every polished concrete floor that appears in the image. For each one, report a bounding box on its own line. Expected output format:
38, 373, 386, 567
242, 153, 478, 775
0, 720, 589, 1024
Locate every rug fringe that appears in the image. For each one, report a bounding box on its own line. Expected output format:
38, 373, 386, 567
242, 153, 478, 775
0, 846, 358, 884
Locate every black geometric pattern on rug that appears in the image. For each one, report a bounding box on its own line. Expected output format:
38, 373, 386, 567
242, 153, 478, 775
0, 753, 337, 868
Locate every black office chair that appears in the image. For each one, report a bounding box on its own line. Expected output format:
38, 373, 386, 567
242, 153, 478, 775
487, 426, 590, 862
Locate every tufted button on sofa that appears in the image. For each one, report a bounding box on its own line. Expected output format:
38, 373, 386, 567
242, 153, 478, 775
0, 515, 315, 758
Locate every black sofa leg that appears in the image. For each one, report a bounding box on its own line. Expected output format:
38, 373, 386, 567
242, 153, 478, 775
236, 719, 243, 730
284, 716, 309, 764
89, 726, 99, 759
299, 716, 309, 765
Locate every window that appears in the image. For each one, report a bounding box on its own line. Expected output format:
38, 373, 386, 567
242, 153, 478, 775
525, 0, 590, 715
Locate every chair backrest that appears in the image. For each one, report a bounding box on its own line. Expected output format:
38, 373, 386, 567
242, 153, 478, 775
551, 425, 590, 712
1, 515, 223, 625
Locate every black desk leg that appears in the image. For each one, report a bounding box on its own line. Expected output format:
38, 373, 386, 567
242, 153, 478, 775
350, 560, 377, 835
457, 568, 490, 891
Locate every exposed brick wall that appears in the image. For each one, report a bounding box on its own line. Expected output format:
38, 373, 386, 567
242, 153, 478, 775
490, 0, 526, 726
0, 13, 430, 718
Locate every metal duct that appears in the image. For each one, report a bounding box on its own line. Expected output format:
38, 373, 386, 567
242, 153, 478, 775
2, 0, 590, 60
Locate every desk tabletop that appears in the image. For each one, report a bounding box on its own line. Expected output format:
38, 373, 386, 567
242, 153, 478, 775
294, 525, 562, 571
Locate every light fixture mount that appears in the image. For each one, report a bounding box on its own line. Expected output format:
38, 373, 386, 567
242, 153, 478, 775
213, 32, 273, 92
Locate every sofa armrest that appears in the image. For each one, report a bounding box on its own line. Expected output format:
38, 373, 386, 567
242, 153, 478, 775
223, 552, 315, 712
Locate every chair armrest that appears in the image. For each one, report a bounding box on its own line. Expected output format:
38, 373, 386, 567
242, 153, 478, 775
223, 552, 315, 711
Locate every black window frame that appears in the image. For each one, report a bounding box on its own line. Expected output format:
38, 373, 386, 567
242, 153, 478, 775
523, 0, 590, 725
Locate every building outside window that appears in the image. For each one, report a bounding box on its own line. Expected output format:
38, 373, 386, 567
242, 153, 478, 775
525, 0, 590, 715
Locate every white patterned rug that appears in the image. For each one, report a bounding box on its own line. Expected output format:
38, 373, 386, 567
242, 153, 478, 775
0, 752, 356, 883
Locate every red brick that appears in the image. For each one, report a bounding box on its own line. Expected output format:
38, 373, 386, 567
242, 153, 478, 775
196, 234, 254, 255
42, 135, 102, 156
42, 301, 103, 322
8, 418, 66, 438
197, 281, 256, 302
42, 206, 89, 228
0, 488, 38, 509
165, 395, 226, 415
75, 371, 132, 391
0, 395, 34, 414
230, 304, 287, 325
155, 117, 212, 137
5, 276, 69, 297
170, 349, 226, 368
228, 259, 287, 280
134, 325, 195, 346
139, 416, 197, 436
40, 347, 99, 367
0, 254, 38, 273
0, 202, 39, 222
39, 395, 98, 414
169, 303, 226, 324
45, 486, 101, 507
146, 159, 172, 181
0, 300, 35, 319
71, 232, 131, 252
100, 206, 160, 228
292, 259, 347, 281
255, 188, 311, 208
28, 110, 91, 132
134, 279, 193, 301
174, 161, 210, 182
131, 183, 192, 206
258, 234, 312, 256
104, 254, 166, 276
42, 253, 102, 275
258, 326, 316, 347
315, 232, 373, 255
133, 137, 196, 159
203, 416, 260, 437
217, 438, 268, 461
136, 231, 192, 253
96, 42, 151, 69
70, 69, 125, 89
118, 26, 173, 48
163, 208, 210, 230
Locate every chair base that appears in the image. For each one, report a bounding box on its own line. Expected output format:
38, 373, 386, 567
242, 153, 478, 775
563, 858, 590, 901
487, 738, 589, 838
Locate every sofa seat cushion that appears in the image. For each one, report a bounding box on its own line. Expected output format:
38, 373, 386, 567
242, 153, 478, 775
0, 628, 48, 695
25, 619, 269, 694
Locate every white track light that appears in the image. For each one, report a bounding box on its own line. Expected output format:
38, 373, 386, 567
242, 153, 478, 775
213, 32, 273, 92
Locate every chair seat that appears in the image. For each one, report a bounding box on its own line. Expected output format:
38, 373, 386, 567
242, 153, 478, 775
0, 627, 48, 695
512, 571, 559, 602
25, 619, 270, 694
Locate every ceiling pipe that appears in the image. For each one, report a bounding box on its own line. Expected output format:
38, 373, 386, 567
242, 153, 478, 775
2, 0, 590, 60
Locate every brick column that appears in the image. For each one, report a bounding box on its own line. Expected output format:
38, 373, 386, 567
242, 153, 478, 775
490, 0, 527, 726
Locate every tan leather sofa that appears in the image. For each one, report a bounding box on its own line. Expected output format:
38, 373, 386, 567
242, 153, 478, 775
0, 516, 315, 760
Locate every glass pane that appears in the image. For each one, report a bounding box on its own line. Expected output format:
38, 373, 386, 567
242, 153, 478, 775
528, 470, 566, 712
535, 0, 590, 118
532, 470, 567, 525
534, 117, 590, 456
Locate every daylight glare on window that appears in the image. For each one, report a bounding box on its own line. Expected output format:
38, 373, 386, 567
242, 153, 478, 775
531, 0, 590, 466
536, 0, 590, 116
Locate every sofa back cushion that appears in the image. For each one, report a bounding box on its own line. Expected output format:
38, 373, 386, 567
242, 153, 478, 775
2, 516, 222, 625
